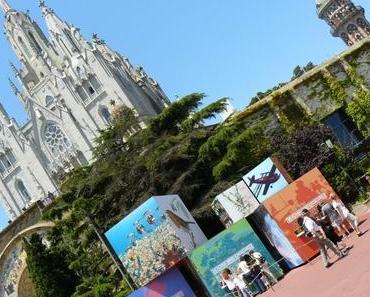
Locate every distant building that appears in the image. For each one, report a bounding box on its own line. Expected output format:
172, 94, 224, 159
0, 0, 169, 220
316, 0, 370, 45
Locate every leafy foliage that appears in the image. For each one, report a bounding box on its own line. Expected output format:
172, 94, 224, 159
272, 123, 334, 178
346, 88, 370, 137
24, 234, 79, 297
39, 93, 273, 297
32, 83, 366, 297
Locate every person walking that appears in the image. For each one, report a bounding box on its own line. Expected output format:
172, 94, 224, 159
299, 209, 347, 268
316, 205, 347, 251
330, 193, 362, 237
321, 200, 350, 237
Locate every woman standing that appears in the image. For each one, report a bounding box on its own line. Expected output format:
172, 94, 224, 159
330, 193, 362, 236
221, 268, 252, 297
238, 255, 267, 294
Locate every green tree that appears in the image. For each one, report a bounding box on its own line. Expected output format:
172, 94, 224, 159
346, 88, 370, 137
24, 234, 79, 297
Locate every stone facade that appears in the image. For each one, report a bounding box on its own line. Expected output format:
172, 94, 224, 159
316, 0, 370, 46
0, 203, 43, 297
236, 38, 370, 147
0, 0, 169, 221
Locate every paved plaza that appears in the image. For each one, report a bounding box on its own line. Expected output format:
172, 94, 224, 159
263, 210, 370, 297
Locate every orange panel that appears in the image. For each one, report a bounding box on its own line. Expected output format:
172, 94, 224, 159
263, 168, 339, 262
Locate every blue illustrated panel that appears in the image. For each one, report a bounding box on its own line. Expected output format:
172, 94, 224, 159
243, 158, 289, 203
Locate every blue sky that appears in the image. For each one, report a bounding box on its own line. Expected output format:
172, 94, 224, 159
105, 198, 161, 257
0, 0, 369, 229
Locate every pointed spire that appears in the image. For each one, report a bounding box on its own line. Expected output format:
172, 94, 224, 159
39, 0, 54, 17
0, 0, 11, 13
0, 0, 10, 13
9, 61, 19, 77
8, 78, 19, 95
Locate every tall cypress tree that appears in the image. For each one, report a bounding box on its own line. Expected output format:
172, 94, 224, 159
24, 234, 79, 297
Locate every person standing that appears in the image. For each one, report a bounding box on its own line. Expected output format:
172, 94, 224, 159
316, 205, 347, 251
249, 250, 278, 286
238, 255, 266, 294
330, 193, 362, 237
299, 209, 346, 268
321, 200, 350, 237
221, 269, 252, 297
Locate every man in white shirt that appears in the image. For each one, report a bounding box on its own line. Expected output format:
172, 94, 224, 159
300, 209, 346, 268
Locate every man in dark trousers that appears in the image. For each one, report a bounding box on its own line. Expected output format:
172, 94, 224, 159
299, 209, 347, 268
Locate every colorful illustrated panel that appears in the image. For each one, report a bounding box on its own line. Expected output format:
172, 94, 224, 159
155, 195, 208, 252
190, 220, 283, 297
212, 181, 260, 227
128, 268, 196, 297
0, 244, 27, 297
105, 196, 206, 287
243, 157, 290, 203
248, 206, 304, 269
263, 168, 339, 261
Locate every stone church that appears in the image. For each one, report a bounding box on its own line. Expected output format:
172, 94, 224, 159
0, 0, 170, 221
0, 1, 370, 297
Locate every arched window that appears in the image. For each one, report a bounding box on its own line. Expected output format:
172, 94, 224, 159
44, 122, 72, 157
17, 36, 31, 58
15, 179, 31, 202
90, 76, 101, 92
28, 31, 42, 54
357, 18, 370, 34
347, 24, 364, 41
0, 149, 17, 176
45, 95, 54, 106
99, 106, 112, 125
63, 29, 78, 51
59, 37, 72, 56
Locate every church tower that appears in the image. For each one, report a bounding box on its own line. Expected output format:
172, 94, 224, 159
0, 0, 170, 221
316, 0, 370, 46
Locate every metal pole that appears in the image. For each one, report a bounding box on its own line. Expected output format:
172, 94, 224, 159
86, 216, 136, 291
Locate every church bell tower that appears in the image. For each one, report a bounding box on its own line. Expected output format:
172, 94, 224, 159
316, 0, 370, 46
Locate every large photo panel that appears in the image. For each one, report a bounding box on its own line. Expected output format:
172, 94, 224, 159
104, 195, 207, 287
263, 168, 338, 261
155, 195, 208, 252
243, 157, 290, 203
128, 268, 197, 297
190, 220, 283, 297
212, 181, 260, 227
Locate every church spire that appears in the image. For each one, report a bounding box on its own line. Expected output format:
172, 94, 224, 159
40, 0, 83, 57
0, 0, 11, 13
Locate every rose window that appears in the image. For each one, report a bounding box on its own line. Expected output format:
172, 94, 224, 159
45, 123, 72, 157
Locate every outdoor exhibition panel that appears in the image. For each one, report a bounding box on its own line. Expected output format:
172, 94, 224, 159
247, 206, 304, 269
104, 195, 207, 287
263, 168, 339, 261
212, 180, 259, 227
242, 157, 292, 203
127, 267, 197, 297
190, 219, 283, 297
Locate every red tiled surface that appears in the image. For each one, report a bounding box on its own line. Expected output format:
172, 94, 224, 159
262, 211, 370, 297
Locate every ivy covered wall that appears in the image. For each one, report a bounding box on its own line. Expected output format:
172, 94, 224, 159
239, 41, 370, 138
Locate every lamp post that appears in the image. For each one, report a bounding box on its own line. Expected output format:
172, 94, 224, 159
85, 215, 136, 291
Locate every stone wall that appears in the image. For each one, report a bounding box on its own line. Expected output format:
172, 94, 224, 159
0, 203, 42, 255
237, 38, 370, 132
